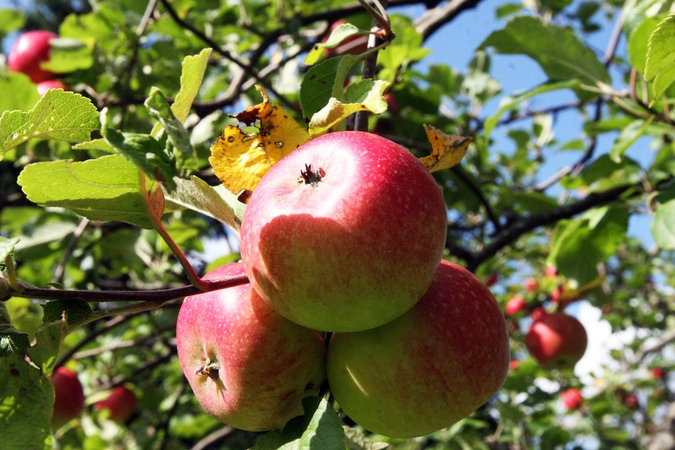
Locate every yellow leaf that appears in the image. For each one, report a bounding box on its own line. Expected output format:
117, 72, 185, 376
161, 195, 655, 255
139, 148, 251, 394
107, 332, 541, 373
418, 124, 472, 173
559, 274, 606, 304
209, 86, 310, 201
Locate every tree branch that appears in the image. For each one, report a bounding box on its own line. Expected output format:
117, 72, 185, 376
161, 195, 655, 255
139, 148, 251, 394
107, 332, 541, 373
13, 273, 248, 303
466, 183, 640, 271
414, 0, 485, 40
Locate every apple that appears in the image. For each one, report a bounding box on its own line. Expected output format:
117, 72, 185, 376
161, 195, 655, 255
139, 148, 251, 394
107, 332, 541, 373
561, 388, 583, 410
529, 306, 547, 321
383, 92, 400, 115
175, 262, 327, 431
524, 276, 538, 292
240, 131, 447, 332
7, 30, 58, 83
51, 366, 85, 429
545, 265, 557, 278
525, 312, 588, 370
505, 296, 527, 316
509, 360, 520, 371
652, 367, 666, 380
36, 80, 68, 95
94, 386, 138, 424
326, 259, 510, 438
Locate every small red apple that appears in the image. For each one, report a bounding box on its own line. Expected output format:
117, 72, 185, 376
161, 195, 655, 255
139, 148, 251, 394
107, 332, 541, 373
530, 306, 547, 321
652, 367, 666, 380
94, 386, 138, 424
525, 312, 588, 370
176, 262, 327, 431
509, 360, 520, 371
383, 92, 400, 115
7, 30, 58, 83
240, 131, 447, 332
525, 277, 538, 292
51, 366, 85, 429
561, 388, 583, 410
545, 265, 557, 278
326, 259, 510, 438
36, 80, 68, 95
505, 296, 527, 316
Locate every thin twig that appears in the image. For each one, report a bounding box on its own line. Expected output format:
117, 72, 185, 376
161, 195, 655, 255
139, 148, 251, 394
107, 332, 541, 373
53, 217, 90, 285
354, 0, 389, 131
14, 273, 248, 303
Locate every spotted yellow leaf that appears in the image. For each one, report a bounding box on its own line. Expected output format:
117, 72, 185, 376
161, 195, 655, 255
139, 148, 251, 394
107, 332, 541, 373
418, 124, 472, 173
209, 86, 310, 201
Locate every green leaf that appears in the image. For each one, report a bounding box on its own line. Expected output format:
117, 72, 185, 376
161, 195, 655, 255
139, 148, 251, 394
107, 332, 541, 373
164, 176, 244, 232
0, 325, 30, 358
305, 23, 361, 66
17, 155, 163, 229
651, 198, 675, 249
378, 15, 430, 83
0, 320, 66, 450
609, 118, 653, 162
40, 37, 94, 73
299, 55, 356, 120
169, 48, 212, 124
41, 299, 93, 329
0, 8, 25, 35
0, 89, 99, 156
548, 206, 629, 286
480, 16, 611, 99
145, 88, 199, 173
72, 138, 114, 152
0, 73, 41, 116
627, 16, 666, 72
483, 79, 579, 141
253, 397, 345, 450
101, 113, 177, 190
0, 236, 19, 267
0, 300, 30, 358
308, 80, 389, 136
645, 15, 675, 80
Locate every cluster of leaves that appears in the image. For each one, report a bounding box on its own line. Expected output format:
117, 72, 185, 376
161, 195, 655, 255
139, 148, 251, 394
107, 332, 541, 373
1, 0, 675, 449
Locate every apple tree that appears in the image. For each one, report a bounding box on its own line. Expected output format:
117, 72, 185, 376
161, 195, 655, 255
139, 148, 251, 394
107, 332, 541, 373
1, 0, 675, 448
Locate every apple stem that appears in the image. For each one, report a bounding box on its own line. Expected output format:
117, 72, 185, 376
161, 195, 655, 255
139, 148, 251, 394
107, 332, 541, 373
299, 164, 325, 186
196, 359, 220, 380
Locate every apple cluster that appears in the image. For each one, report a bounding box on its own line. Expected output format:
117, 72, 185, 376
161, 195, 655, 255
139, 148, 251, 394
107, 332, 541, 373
50, 367, 138, 429
7, 30, 68, 95
177, 131, 511, 438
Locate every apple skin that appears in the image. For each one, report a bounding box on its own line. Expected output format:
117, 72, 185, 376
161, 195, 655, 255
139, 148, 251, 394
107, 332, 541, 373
505, 296, 527, 316
525, 312, 588, 370
326, 260, 510, 438
240, 131, 447, 332
36, 80, 68, 95
95, 386, 138, 424
8, 30, 58, 83
175, 262, 327, 431
51, 366, 85, 429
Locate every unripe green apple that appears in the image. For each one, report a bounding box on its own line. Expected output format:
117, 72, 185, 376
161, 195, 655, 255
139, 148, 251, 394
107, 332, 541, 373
176, 262, 327, 431
51, 366, 85, 429
525, 312, 587, 370
326, 260, 510, 438
240, 131, 447, 332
